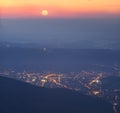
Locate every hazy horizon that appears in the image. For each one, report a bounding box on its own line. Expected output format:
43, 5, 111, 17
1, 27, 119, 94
0, 17, 120, 49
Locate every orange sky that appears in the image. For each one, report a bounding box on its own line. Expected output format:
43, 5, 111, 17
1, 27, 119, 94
0, 0, 120, 18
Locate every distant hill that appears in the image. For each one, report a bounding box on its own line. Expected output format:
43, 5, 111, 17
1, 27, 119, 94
0, 76, 114, 113
0, 47, 120, 72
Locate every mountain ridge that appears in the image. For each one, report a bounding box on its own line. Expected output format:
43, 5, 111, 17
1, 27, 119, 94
0, 76, 114, 113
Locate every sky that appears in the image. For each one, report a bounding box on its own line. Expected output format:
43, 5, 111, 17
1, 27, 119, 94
0, 0, 120, 49
0, 0, 120, 18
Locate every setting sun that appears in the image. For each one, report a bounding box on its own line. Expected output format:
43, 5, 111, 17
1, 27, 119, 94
41, 10, 48, 16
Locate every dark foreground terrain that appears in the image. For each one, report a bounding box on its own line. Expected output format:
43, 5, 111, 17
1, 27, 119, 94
0, 76, 114, 113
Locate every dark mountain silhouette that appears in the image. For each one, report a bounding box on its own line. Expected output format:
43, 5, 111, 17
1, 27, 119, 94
0, 76, 114, 113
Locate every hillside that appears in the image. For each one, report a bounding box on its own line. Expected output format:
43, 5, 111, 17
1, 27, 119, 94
0, 76, 114, 113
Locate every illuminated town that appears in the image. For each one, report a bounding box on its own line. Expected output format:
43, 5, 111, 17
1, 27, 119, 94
0, 65, 120, 113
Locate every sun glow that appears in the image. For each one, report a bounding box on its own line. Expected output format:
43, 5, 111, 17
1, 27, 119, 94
41, 10, 48, 16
